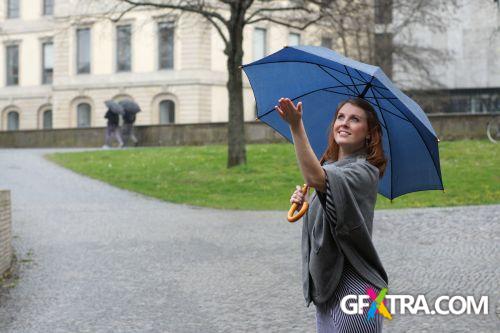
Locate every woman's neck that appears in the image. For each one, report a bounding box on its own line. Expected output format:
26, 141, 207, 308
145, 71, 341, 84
338, 145, 367, 161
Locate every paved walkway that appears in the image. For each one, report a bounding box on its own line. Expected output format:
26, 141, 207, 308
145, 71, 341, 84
0, 148, 498, 333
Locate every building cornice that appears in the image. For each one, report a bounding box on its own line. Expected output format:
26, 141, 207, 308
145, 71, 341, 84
0, 19, 56, 35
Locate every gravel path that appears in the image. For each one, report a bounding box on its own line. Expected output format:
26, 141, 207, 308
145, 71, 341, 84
0, 148, 498, 333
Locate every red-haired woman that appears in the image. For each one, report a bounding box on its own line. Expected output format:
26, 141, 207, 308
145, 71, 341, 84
275, 97, 389, 332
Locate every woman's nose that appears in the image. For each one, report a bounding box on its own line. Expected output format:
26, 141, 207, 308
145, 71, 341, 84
339, 119, 350, 127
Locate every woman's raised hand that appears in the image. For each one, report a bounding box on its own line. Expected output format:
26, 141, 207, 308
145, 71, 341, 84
275, 98, 303, 128
290, 185, 305, 209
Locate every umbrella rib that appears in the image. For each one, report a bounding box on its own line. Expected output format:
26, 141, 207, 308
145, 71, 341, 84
371, 85, 401, 100
258, 85, 359, 118
245, 60, 352, 78
245, 60, 383, 89
372, 86, 429, 126
370, 89, 394, 199
364, 95, 398, 100
321, 89, 361, 98
369, 86, 415, 123
343, 65, 361, 95
372, 86, 443, 190
363, 98, 412, 123
324, 88, 386, 130
353, 69, 389, 90
373, 86, 419, 111
245, 60, 372, 96
350, 69, 369, 85
317, 65, 358, 95
319, 88, 389, 130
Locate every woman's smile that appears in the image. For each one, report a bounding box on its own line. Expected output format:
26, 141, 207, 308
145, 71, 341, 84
338, 130, 351, 136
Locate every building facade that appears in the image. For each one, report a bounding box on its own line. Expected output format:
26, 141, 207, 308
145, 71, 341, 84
0, 0, 323, 131
391, 0, 500, 114
1, 0, 498, 132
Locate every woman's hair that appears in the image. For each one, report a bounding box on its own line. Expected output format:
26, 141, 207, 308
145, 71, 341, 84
320, 97, 387, 178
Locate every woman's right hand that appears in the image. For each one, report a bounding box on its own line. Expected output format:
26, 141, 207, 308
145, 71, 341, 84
290, 185, 305, 209
275, 98, 303, 129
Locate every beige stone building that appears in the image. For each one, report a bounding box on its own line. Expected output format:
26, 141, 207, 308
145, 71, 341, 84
1, 1, 498, 132
0, 0, 325, 131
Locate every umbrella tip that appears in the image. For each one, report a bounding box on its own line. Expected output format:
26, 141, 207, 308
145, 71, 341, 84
238, 65, 242, 69
437, 137, 440, 142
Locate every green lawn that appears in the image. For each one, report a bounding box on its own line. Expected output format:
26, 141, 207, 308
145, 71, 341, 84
47, 140, 499, 210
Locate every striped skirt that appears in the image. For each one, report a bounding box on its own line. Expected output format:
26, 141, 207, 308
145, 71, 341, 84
315, 260, 384, 333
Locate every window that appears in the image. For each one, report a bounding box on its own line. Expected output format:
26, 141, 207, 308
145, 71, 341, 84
7, 0, 19, 18
408, 88, 500, 114
116, 25, 132, 72
159, 100, 175, 124
43, 0, 53, 15
374, 0, 393, 24
158, 22, 174, 69
321, 37, 332, 49
7, 111, 19, 130
42, 41, 53, 84
43, 109, 52, 129
6, 45, 19, 86
76, 28, 91, 74
288, 33, 300, 46
77, 103, 91, 128
253, 28, 267, 60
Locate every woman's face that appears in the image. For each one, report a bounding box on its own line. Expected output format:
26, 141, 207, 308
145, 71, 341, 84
333, 103, 370, 151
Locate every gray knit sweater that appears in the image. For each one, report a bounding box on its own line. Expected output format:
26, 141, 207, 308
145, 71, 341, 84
301, 149, 389, 307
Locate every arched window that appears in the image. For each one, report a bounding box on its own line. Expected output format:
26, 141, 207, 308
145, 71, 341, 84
77, 103, 91, 128
43, 109, 52, 129
7, 111, 19, 130
159, 100, 175, 124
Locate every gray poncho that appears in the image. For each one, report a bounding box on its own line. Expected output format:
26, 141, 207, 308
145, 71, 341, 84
302, 149, 389, 307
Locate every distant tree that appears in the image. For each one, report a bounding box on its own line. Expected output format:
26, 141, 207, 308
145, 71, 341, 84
320, 0, 461, 89
91, 0, 325, 167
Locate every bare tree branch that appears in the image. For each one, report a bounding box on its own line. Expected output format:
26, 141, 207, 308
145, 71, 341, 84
319, 0, 462, 87
118, 0, 229, 26
246, 13, 322, 30
109, 3, 140, 22
244, 6, 312, 24
202, 13, 229, 44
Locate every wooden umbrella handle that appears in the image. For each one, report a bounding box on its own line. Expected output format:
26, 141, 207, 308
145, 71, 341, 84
287, 184, 309, 223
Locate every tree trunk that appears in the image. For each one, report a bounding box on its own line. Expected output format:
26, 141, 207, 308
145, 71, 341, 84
225, 9, 246, 168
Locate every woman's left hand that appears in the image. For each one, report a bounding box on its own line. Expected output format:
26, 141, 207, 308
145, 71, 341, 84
275, 98, 303, 128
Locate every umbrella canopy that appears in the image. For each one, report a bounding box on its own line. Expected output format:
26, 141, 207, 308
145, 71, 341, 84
119, 99, 141, 114
242, 45, 444, 200
104, 100, 124, 115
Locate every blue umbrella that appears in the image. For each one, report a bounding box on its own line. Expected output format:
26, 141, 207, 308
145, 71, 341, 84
242, 45, 444, 200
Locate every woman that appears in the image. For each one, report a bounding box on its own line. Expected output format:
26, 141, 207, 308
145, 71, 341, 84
275, 97, 389, 333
